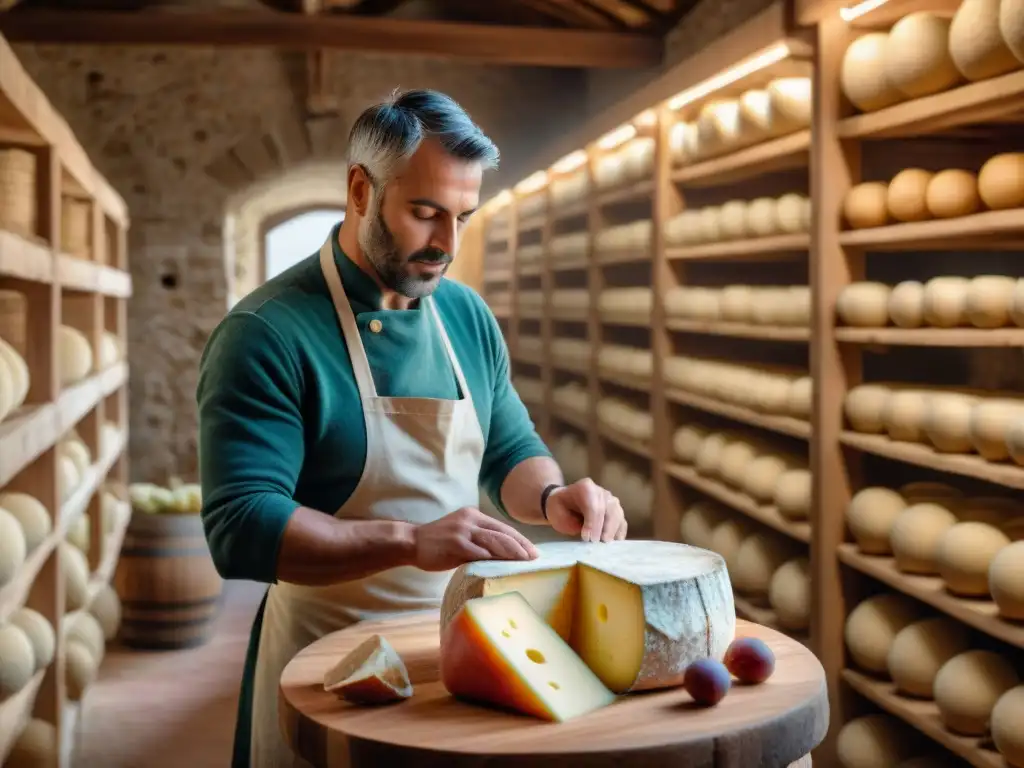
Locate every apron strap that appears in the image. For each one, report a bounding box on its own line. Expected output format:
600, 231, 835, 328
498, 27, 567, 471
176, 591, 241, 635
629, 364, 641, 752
427, 298, 474, 406
319, 238, 379, 398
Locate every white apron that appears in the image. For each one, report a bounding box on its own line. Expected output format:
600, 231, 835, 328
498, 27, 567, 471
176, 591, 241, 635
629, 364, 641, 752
249, 238, 486, 767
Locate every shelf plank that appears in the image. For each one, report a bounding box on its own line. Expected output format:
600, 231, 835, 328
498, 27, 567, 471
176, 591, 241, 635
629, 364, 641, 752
666, 233, 810, 262
551, 408, 590, 432
838, 208, 1024, 250
517, 262, 542, 277
837, 544, 1024, 651
551, 358, 589, 376
0, 230, 53, 283
597, 424, 652, 459
666, 318, 810, 341
550, 255, 589, 272
842, 670, 1004, 768
840, 431, 1024, 490
594, 178, 653, 208
518, 214, 545, 232
595, 247, 651, 265
601, 312, 649, 328
0, 669, 45, 764
551, 200, 588, 221
599, 369, 651, 394
835, 326, 1024, 347
666, 462, 811, 543
666, 388, 811, 440
670, 130, 811, 188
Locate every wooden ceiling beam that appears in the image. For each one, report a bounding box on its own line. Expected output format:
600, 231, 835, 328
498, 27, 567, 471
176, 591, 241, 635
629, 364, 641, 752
0, 9, 662, 67
521, 0, 621, 28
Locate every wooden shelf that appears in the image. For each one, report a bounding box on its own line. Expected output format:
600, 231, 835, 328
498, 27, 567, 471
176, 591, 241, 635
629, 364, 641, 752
666, 233, 810, 262
667, 318, 810, 341
839, 208, 1024, 250
666, 388, 811, 440
835, 326, 1024, 347
671, 130, 811, 188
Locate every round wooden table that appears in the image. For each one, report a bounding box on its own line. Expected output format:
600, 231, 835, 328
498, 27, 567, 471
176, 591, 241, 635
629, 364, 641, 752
280, 611, 828, 768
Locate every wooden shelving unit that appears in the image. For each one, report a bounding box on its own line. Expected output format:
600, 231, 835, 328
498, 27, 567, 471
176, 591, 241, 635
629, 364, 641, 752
481, 1, 1024, 766
0, 31, 131, 768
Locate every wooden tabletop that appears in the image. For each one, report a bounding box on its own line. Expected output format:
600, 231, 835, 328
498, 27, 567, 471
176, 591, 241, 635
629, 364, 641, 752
280, 611, 828, 768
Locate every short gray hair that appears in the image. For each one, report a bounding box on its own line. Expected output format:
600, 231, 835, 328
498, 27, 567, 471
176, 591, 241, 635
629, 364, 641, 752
346, 89, 500, 188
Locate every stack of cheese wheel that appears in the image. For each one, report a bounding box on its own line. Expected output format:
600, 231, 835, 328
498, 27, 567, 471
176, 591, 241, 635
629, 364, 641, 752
516, 243, 544, 268
517, 191, 545, 220
768, 556, 811, 632
549, 231, 588, 262
516, 290, 544, 313
837, 712, 948, 767
664, 353, 808, 417
0, 492, 51, 568
549, 168, 588, 209
593, 137, 655, 190
65, 611, 104, 702
601, 459, 653, 527
593, 219, 652, 256
664, 194, 811, 248
550, 338, 590, 370
61, 540, 91, 613
59, 324, 94, 387
552, 381, 589, 420
596, 396, 653, 443
57, 432, 92, 504
517, 335, 543, 359
512, 375, 543, 405
838, 275, 1024, 329
0, 608, 55, 702
598, 287, 653, 321
664, 284, 811, 327
669, 77, 812, 166
551, 433, 588, 482
551, 288, 590, 312
598, 344, 653, 381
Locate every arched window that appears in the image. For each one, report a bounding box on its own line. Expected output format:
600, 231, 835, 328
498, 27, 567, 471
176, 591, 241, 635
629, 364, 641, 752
264, 208, 345, 280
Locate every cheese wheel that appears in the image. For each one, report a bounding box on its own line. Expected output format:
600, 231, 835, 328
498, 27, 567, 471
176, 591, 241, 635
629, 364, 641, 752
0, 349, 13, 420
934, 649, 1020, 735
937, 521, 1011, 596
887, 616, 972, 698
0, 624, 35, 697
711, 518, 753, 572
841, 33, 904, 112
768, 557, 810, 631
844, 593, 922, 674
884, 13, 962, 98
837, 714, 917, 768
844, 384, 891, 433
745, 198, 778, 237
61, 437, 92, 478
882, 389, 932, 443
1013, 280, 1024, 328
949, 0, 1020, 80
6, 719, 58, 768
774, 469, 811, 521
978, 152, 1024, 209
999, 0, 1024, 65
732, 534, 793, 599
922, 276, 970, 327
58, 324, 94, 386
970, 398, 1024, 460
843, 183, 889, 229
767, 77, 812, 128
718, 200, 748, 240
717, 438, 762, 488
0, 493, 50, 552
775, 193, 809, 233
925, 170, 981, 218
65, 638, 97, 701
966, 275, 1017, 328
91, 583, 123, 640
989, 540, 1024, 620
695, 432, 730, 477
9, 607, 55, 672
742, 454, 798, 503
846, 486, 907, 554
787, 377, 812, 419
992, 686, 1024, 768
887, 169, 934, 222
0, 341, 30, 409
440, 540, 736, 694
923, 392, 979, 452
61, 542, 90, 612
672, 424, 708, 463
58, 454, 80, 502
890, 502, 959, 574
68, 612, 106, 663
0, 505, 27, 587
837, 282, 891, 327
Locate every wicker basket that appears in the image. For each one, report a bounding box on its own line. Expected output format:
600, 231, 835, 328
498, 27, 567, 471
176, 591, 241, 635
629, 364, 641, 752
0, 289, 27, 357
62, 197, 91, 257
0, 148, 37, 237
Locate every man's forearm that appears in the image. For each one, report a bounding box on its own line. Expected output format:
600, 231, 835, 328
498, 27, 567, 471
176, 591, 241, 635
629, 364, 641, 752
275, 506, 417, 586
500, 456, 565, 525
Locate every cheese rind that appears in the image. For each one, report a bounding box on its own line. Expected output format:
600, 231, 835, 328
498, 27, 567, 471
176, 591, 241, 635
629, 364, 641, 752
440, 540, 736, 694
323, 633, 413, 704
440, 591, 616, 722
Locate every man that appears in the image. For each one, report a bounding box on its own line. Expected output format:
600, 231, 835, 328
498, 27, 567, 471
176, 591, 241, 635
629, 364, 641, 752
196, 88, 627, 768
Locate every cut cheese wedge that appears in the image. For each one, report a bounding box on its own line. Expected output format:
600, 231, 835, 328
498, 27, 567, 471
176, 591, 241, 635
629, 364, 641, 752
441, 591, 616, 722
441, 540, 736, 694
323, 633, 413, 704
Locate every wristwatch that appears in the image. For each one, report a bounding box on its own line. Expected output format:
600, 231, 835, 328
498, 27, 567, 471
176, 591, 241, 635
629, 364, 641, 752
540, 483, 562, 521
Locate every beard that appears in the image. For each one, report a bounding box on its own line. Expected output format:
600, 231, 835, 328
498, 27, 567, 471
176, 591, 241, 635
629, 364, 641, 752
358, 195, 451, 300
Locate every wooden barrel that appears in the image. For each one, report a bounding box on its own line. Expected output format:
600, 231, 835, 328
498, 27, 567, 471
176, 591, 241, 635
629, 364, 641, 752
113, 511, 224, 650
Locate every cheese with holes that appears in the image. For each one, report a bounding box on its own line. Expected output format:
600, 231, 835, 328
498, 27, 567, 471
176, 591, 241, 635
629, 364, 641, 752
323, 633, 413, 704
440, 540, 735, 694
441, 591, 616, 722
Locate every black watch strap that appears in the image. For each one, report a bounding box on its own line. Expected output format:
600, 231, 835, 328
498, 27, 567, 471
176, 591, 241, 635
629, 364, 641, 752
540, 483, 562, 521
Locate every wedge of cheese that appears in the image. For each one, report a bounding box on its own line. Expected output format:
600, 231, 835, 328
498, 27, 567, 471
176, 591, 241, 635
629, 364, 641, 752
441, 591, 617, 722
441, 540, 735, 694
323, 634, 413, 704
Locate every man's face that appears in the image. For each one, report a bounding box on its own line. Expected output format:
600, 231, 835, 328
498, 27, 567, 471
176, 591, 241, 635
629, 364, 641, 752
356, 139, 483, 299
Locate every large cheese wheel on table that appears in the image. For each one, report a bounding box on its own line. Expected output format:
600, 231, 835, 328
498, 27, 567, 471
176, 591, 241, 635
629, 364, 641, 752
440, 539, 735, 695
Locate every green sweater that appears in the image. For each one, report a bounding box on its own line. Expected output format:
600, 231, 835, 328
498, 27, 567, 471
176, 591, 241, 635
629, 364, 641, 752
196, 224, 550, 584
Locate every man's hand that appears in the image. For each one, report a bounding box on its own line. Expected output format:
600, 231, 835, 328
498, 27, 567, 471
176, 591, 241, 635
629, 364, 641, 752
412, 507, 540, 571
545, 479, 627, 542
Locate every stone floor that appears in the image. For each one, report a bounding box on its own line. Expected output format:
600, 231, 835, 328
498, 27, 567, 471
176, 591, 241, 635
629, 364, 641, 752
74, 580, 265, 768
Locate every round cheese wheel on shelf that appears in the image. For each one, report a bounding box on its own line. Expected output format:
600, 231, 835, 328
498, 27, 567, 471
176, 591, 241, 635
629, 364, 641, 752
949, 0, 1021, 80
61, 542, 90, 612
934, 649, 1020, 735
5, 720, 58, 768
970, 398, 1024, 460
10, 607, 55, 672
695, 101, 728, 155
923, 391, 979, 452
990, 540, 1024, 620
937, 520, 1012, 595
0, 505, 27, 587
966, 275, 1017, 328
882, 388, 933, 443
768, 557, 810, 631
887, 616, 972, 699
887, 168, 934, 222
0, 349, 13, 421
844, 182, 890, 229
888, 280, 927, 328
841, 33, 904, 112
884, 13, 962, 98
737, 89, 774, 136
845, 593, 923, 675
742, 454, 800, 503
69, 612, 107, 663
679, 501, 726, 549
922, 276, 970, 327
978, 152, 1024, 209
775, 193, 809, 233
991, 686, 1024, 767
774, 469, 811, 520
837, 282, 891, 327
838, 716, 917, 768
767, 77, 812, 128
745, 197, 778, 237
785, 376, 812, 419
718, 200, 748, 240
846, 486, 907, 554
925, 169, 981, 218
58, 454, 80, 502
58, 324, 94, 386
732, 534, 793, 601
671, 424, 708, 463
0, 492, 50, 552
999, 0, 1024, 65
698, 207, 721, 243
65, 638, 98, 701
844, 384, 892, 433
710, 517, 752, 572
717, 438, 763, 488
695, 432, 731, 478
702, 100, 757, 148
891, 502, 959, 574
61, 437, 92, 478
0, 338, 29, 413
0, 624, 35, 697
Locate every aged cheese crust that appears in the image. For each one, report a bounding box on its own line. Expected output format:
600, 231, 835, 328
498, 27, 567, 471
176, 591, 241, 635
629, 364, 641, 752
440, 540, 736, 694
322, 633, 413, 704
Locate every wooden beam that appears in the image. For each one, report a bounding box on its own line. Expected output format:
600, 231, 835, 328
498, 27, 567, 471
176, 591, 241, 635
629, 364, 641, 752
0, 9, 662, 68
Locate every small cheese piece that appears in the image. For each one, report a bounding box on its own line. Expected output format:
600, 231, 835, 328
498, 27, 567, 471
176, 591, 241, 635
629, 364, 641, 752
441, 540, 736, 694
323, 633, 413, 704
441, 591, 616, 722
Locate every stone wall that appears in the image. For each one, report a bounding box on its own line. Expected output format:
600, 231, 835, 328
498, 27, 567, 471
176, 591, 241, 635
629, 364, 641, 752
13, 42, 584, 482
